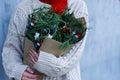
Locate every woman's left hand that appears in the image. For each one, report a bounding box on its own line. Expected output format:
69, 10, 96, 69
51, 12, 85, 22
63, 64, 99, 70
29, 49, 39, 65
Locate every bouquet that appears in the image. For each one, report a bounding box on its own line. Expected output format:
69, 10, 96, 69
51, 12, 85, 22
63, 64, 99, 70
24, 7, 87, 59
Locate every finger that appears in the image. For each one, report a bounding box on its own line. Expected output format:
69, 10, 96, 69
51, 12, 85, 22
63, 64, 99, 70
30, 53, 37, 65
29, 56, 35, 66
29, 52, 38, 62
29, 60, 34, 65
31, 49, 39, 56
29, 52, 36, 64
26, 67, 34, 74
34, 72, 44, 80
29, 50, 37, 61
24, 71, 39, 79
22, 76, 39, 80
31, 49, 39, 59
29, 52, 34, 62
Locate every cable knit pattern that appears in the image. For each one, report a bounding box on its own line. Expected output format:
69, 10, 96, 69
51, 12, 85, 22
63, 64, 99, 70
2, 0, 88, 80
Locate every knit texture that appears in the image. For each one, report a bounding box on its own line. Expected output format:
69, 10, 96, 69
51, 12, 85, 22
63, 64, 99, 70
2, 0, 88, 80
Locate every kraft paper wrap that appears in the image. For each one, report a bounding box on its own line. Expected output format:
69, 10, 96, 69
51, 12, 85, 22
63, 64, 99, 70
23, 37, 75, 80
23, 37, 70, 66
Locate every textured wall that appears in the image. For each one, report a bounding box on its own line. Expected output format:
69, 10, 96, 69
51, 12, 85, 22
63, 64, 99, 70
0, 0, 20, 79
81, 0, 120, 80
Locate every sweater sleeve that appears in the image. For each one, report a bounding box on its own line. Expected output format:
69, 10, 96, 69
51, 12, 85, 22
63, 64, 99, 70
33, 0, 89, 77
2, 7, 28, 80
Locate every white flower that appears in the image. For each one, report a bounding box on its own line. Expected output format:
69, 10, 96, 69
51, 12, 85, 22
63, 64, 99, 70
47, 34, 53, 39
31, 22, 34, 26
34, 32, 40, 40
72, 31, 76, 35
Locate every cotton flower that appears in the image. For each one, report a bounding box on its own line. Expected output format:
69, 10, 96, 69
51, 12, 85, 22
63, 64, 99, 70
34, 32, 40, 40
72, 31, 76, 35
47, 34, 53, 39
31, 22, 34, 26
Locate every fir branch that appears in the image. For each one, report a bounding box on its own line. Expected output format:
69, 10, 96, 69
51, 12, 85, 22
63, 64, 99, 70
25, 6, 87, 51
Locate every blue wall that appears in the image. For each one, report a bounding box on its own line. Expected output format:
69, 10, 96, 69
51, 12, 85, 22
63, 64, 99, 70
81, 0, 120, 80
0, 0, 20, 79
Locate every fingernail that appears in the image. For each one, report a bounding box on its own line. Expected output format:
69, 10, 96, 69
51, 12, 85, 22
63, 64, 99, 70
31, 71, 34, 74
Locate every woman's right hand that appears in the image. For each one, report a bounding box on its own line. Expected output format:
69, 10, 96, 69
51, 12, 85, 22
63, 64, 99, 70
21, 67, 42, 80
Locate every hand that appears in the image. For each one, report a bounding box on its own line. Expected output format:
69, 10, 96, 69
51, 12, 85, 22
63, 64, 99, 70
29, 49, 39, 66
21, 67, 41, 80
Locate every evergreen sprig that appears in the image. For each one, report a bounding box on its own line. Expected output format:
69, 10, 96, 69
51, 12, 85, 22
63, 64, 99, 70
25, 7, 87, 51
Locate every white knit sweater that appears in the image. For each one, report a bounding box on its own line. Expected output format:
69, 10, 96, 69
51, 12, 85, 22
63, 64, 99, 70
2, 0, 88, 80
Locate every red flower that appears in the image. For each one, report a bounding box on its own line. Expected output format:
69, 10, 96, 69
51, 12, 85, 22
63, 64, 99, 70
75, 33, 82, 38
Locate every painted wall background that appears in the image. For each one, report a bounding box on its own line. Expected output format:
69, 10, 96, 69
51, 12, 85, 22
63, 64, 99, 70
0, 0, 120, 80
81, 0, 120, 80
0, 0, 20, 79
